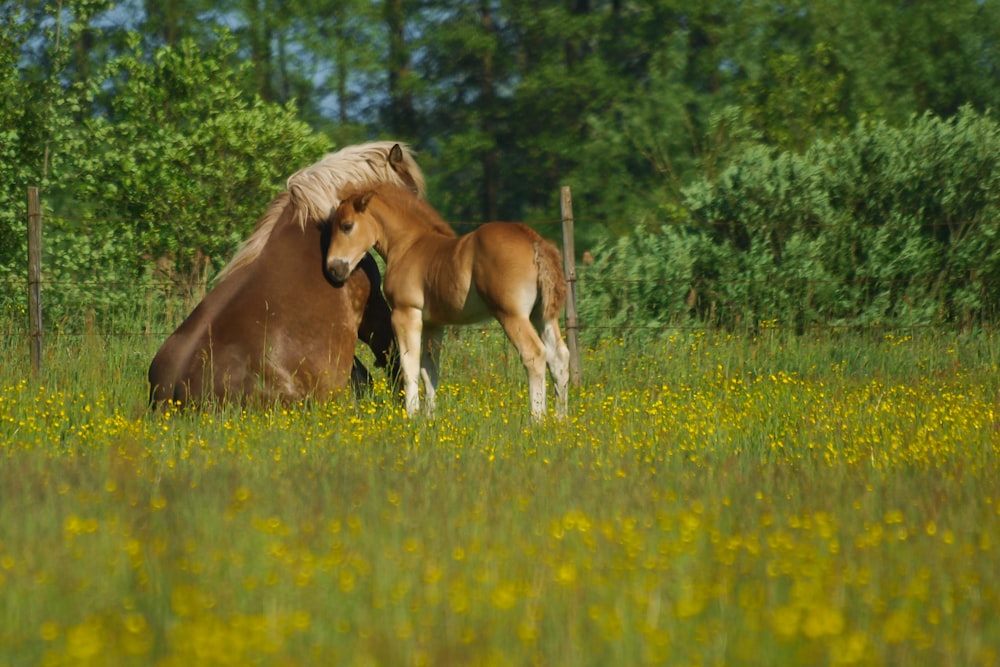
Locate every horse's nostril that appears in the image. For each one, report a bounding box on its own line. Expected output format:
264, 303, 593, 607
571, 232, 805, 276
327, 258, 350, 280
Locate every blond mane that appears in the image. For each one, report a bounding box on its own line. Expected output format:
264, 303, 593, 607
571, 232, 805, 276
287, 141, 425, 228
213, 142, 425, 283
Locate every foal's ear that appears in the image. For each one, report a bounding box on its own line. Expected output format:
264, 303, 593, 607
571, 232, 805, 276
354, 191, 376, 212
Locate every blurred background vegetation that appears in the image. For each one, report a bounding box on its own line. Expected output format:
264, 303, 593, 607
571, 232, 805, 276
2, 0, 1000, 333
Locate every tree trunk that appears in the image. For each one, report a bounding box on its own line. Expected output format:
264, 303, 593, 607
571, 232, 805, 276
246, 0, 275, 101
385, 0, 416, 137
480, 0, 499, 221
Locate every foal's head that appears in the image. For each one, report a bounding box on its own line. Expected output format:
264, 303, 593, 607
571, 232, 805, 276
325, 191, 380, 283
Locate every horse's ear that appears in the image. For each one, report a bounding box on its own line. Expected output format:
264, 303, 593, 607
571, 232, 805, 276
354, 191, 376, 212
387, 143, 420, 194
388, 143, 404, 166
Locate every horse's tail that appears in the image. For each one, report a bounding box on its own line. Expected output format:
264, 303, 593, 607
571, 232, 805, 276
534, 238, 567, 323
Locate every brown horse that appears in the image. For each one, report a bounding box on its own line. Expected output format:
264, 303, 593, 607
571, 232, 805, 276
148, 142, 425, 407
325, 184, 570, 420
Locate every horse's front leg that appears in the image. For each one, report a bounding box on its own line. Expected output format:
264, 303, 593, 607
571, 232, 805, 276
391, 307, 423, 417
421, 325, 444, 416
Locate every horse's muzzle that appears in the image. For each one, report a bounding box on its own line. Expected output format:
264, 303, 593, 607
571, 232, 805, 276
326, 257, 352, 283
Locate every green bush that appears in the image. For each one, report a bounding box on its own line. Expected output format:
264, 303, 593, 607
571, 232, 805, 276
51, 36, 328, 324
580, 107, 1000, 334
1, 32, 330, 329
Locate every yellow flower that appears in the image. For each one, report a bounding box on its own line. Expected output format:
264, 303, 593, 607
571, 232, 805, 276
39, 621, 59, 642
65, 617, 104, 661
882, 609, 911, 644
770, 605, 800, 640
491, 583, 518, 610
554, 563, 577, 586
802, 604, 845, 639
830, 631, 869, 665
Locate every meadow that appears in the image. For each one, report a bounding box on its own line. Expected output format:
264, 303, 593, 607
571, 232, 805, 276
1, 313, 999, 666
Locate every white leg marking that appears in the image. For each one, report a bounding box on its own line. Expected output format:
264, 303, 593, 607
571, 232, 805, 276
542, 320, 570, 418
392, 308, 423, 417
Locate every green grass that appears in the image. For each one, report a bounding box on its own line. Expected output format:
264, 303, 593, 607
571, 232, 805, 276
1, 313, 999, 666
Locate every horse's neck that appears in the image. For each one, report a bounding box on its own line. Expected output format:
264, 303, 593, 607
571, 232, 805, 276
375, 203, 448, 260
214, 194, 298, 283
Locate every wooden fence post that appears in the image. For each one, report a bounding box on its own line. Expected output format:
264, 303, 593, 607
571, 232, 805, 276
27, 187, 43, 375
560, 186, 582, 386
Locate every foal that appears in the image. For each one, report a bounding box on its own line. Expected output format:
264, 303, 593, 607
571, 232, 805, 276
325, 185, 570, 420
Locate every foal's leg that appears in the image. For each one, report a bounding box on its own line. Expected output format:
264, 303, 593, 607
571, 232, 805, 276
541, 319, 570, 418
496, 314, 548, 419
421, 325, 444, 416
391, 307, 424, 417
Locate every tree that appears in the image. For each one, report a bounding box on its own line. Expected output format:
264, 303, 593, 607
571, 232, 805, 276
0, 0, 113, 288
59, 35, 328, 275
295, 0, 384, 135
418, 0, 633, 223
809, 0, 1000, 122
413, 0, 510, 222
383, 0, 419, 139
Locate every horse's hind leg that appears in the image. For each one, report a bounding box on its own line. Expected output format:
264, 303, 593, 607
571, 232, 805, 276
497, 314, 548, 420
541, 319, 570, 418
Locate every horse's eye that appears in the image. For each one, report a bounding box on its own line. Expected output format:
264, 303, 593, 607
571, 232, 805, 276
341, 221, 355, 234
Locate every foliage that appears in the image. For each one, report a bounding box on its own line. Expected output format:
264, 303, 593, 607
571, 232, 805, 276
6, 0, 1000, 230
2, 30, 330, 325
577, 223, 702, 335
580, 108, 1000, 333
68, 34, 327, 264
5, 0, 1000, 333
0, 1, 109, 288
0, 6, 28, 285
1, 324, 999, 664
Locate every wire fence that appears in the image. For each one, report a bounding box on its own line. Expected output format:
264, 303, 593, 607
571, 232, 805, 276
3, 208, 998, 343
2, 270, 993, 339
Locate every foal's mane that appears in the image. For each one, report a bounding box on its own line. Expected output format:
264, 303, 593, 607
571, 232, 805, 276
360, 183, 457, 238
213, 142, 425, 283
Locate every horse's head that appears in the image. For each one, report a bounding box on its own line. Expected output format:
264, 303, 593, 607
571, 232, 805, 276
288, 142, 425, 231
325, 191, 380, 283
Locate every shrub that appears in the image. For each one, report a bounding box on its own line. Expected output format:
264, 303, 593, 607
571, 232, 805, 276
579, 107, 1000, 334
10, 34, 330, 329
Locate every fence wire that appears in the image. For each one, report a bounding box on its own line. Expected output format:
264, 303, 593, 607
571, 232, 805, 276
5, 209, 998, 340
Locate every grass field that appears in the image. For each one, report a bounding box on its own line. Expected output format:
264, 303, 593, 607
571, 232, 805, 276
1, 316, 999, 666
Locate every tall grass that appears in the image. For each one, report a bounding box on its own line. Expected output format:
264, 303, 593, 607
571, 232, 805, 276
1, 312, 999, 665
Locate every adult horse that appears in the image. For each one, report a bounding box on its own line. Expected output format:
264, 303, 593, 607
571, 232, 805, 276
324, 184, 570, 420
148, 142, 425, 407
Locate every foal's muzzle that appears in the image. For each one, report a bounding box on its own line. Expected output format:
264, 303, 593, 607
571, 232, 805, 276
326, 257, 352, 283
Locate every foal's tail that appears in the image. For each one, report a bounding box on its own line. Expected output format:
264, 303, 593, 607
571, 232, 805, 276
534, 239, 568, 323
